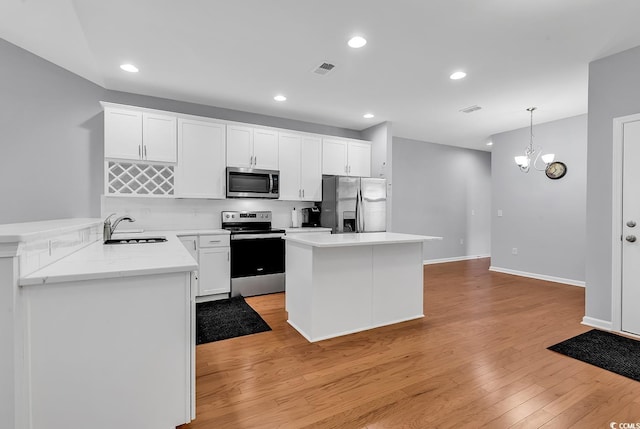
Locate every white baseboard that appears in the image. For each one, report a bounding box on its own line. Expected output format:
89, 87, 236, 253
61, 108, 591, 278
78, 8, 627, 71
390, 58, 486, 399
423, 254, 490, 265
581, 317, 613, 331
489, 266, 585, 287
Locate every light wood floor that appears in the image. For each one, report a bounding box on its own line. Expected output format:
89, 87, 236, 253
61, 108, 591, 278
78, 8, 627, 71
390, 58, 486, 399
180, 258, 640, 428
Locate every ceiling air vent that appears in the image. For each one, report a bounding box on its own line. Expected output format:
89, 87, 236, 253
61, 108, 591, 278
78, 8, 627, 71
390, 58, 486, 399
312, 62, 336, 76
460, 105, 482, 113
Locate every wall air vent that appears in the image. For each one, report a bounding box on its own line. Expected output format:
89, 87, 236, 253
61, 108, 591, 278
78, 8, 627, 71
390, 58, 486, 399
460, 105, 482, 113
312, 62, 336, 76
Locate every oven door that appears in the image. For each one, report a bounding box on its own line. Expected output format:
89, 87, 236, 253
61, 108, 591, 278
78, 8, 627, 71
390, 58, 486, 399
230, 235, 285, 278
226, 167, 279, 199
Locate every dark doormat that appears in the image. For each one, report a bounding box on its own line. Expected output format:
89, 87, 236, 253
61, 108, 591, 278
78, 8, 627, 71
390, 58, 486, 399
196, 296, 271, 345
548, 329, 640, 382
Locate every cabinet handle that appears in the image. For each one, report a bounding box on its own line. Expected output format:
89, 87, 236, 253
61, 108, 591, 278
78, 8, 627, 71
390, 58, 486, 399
250, 155, 254, 166
254, 156, 257, 166
345, 165, 348, 173
209, 240, 221, 243
144, 145, 147, 159
193, 241, 196, 251
227, 251, 229, 262
138, 145, 142, 159
348, 165, 351, 174
302, 189, 305, 198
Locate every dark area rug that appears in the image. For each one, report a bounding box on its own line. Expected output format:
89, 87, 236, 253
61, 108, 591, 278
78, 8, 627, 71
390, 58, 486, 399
196, 296, 271, 345
548, 329, 640, 382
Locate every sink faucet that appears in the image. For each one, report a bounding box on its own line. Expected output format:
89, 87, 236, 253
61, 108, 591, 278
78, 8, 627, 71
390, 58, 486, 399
103, 213, 136, 241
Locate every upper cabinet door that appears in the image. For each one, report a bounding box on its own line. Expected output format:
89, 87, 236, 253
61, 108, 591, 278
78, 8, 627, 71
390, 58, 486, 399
347, 141, 371, 177
104, 108, 143, 160
227, 125, 253, 168
142, 112, 177, 163
278, 133, 302, 201
252, 128, 279, 170
175, 119, 226, 199
300, 135, 322, 201
322, 138, 348, 176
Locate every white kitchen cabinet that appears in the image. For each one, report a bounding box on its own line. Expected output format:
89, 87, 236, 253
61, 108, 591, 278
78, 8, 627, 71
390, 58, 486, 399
279, 132, 322, 201
179, 235, 199, 299
198, 247, 230, 296
322, 138, 371, 177
175, 119, 226, 199
104, 108, 143, 160
322, 138, 348, 176
143, 112, 178, 162
197, 234, 230, 296
104, 105, 177, 163
179, 236, 198, 260
227, 125, 278, 170
347, 141, 372, 177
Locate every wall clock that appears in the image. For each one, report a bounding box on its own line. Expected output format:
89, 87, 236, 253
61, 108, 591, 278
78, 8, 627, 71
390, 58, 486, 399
545, 161, 567, 180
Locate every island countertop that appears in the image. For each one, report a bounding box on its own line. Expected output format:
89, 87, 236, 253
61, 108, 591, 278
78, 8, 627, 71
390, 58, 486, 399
20, 234, 197, 286
285, 232, 442, 247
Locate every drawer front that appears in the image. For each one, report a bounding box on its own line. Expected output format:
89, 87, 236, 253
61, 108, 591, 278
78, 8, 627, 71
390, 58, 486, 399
199, 234, 230, 248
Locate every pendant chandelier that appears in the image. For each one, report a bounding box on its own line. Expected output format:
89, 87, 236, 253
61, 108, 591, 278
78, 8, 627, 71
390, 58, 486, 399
514, 107, 555, 173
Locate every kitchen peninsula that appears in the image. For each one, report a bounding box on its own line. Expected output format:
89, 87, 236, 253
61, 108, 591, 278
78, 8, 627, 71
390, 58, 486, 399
0, 219, 198, 429
285, 232, 442, 342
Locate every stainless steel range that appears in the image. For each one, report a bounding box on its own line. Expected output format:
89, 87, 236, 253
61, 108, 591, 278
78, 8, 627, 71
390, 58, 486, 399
221, 211, 285, 297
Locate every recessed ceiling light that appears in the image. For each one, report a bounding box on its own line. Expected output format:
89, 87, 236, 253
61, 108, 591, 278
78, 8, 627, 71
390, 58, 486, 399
348, 36, 367, 48
274, 95, 287, 102
486, 141, 493, 146
450, 71, 466, 80
363, 113, 375, 119
120, 64, 139, 73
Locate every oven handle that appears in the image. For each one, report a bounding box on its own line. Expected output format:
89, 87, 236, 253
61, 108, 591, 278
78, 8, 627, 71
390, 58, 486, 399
231, 233, 284, 240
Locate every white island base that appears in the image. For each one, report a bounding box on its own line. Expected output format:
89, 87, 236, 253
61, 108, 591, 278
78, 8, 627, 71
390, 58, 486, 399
285, 232, 440, 342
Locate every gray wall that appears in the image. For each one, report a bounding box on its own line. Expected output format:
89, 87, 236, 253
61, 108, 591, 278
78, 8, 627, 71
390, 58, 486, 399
361, 122, 393, 228
491, 114, 587, 283
586, 45, 640, 322
0, 38, 105, 224
0, 38, 360, 224
391, 137, 491, 261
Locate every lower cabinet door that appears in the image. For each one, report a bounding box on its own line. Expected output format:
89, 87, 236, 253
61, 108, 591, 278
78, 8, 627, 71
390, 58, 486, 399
198, 247, 230, 296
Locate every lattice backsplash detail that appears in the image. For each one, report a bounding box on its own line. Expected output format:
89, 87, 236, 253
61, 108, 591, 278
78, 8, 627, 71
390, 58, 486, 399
107, 161, 175, 196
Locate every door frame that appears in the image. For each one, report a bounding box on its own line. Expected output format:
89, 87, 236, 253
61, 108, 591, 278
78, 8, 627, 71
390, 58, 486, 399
611, 112, 640, 332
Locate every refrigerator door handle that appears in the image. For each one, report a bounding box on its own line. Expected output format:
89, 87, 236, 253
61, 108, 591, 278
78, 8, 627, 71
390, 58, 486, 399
360, 189, 365, 232
355, 188, 360, 233
355, 188, 364, 232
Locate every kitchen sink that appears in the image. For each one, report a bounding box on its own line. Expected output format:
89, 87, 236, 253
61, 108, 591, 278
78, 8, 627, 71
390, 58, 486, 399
104, 236, 167, 245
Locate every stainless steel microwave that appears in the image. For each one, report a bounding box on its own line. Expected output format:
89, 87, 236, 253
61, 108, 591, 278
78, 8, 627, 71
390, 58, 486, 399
226, 167, 279, 199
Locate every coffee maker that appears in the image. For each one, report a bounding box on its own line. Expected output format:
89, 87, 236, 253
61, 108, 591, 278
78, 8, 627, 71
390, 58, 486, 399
301, 206, 321, 227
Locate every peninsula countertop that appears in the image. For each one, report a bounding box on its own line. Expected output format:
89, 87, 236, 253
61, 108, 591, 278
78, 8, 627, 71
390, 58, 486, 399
285, 232, 442, 247
20, 233, 197, 286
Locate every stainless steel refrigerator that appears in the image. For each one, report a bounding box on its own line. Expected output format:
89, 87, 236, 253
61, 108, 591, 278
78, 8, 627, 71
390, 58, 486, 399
321, 176, 387, 233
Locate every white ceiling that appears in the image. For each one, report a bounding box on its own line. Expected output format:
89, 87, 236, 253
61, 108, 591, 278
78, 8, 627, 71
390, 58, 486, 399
3, 0, 640, 151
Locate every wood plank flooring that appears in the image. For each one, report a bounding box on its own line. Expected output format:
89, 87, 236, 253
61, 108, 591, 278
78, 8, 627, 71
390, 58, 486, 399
179, 258, 640, 428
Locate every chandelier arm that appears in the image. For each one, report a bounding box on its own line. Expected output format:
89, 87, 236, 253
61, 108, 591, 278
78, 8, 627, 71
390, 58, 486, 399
532, 147, 547, 171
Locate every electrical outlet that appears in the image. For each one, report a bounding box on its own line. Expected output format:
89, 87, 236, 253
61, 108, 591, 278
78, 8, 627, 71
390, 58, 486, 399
512, 248, 518, 255
498, 210, 503, 217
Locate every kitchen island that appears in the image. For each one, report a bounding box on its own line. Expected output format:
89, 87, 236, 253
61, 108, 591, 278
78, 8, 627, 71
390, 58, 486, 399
285, 232, 441, 342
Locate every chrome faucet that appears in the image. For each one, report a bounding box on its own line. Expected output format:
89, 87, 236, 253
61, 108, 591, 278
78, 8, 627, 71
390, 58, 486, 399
103, 213, 136, 241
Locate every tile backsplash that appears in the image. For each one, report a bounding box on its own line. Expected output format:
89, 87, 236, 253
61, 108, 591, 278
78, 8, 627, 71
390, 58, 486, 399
101, 196, 317, 231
